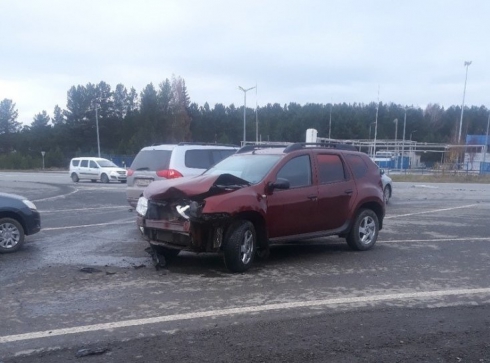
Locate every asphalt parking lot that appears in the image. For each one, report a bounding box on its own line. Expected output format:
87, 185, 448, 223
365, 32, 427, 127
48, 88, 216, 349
1, 171, 490, 362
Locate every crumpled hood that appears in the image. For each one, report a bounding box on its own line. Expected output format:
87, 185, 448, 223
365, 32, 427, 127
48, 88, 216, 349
144, 173, 249, 201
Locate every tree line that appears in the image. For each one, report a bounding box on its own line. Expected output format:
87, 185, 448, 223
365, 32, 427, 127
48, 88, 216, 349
1, 75, 489, 169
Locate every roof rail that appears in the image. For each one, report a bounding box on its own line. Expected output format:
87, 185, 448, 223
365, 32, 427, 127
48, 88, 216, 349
177, 142, 239, 148
236, 144, 291, 154
284, 142, 357, 153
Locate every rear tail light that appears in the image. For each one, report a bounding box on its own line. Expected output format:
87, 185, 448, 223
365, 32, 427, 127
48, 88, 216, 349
127, 169, 134, 177
156, 169, 183, 179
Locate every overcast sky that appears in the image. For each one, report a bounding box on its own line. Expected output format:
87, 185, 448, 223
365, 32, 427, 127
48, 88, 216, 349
1, 0, 489, 125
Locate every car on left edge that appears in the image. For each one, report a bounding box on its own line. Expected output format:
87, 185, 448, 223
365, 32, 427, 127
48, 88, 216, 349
0, 192, 41, 253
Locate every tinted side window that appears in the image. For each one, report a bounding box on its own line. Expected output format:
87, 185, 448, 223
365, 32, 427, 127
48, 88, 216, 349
185, 150, 212, 169
89, 161, 98, 168
345, 154, 368, 179
130, 150, 171, 171
211, 150, 236, 165
71, 160, 80, 167
317, 154, 345, 183
276, 155, 312, 188
80, 160, 88, 168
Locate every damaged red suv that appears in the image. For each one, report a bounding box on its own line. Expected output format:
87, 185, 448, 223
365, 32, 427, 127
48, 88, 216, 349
136, 143, 385, 273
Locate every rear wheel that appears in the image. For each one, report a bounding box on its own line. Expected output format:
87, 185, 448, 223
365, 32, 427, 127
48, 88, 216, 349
101, 174, 109, 183
223, 220, 256, 273
71, 173, 79, 182
346, 209, 379, 251
0, 218, 25, 253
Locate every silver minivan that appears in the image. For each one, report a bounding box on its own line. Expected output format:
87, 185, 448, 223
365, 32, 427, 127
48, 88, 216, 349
126, 143, 238, 207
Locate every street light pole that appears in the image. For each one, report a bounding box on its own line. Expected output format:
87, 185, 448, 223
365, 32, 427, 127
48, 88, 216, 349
329, 104, 332, 139
373, 86, 380, 159
483, 111, 490, 169
458, 61, 472, 143
238, 85, 256, 143
400, 106, 412, 170
393, 118, 398, 167
95, 101, 101, 157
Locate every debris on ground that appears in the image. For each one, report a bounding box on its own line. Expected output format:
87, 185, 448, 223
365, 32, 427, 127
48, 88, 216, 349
79, 267, 102, 273
75, 347, 109, 358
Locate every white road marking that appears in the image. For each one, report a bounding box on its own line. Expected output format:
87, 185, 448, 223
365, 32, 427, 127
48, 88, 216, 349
33, 189, 79, 202
1, 287, 489, 344
39, 206, 129, 213
381, 237, 490, 243
385, 203, 480, 219
42, 219, 134, 231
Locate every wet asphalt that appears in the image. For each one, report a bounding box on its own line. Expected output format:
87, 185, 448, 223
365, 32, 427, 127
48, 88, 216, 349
0, 171, 490, 362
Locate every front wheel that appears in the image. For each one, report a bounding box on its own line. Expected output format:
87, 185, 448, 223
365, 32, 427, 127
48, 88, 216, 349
223, 220, 256, 273
383, 186, 391, 204
0, 218, 25, 253
346, 209, 379, 251
101, 174, 109, 183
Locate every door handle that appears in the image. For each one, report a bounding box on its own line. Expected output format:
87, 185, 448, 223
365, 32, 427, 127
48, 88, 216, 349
344, 189, 353, 195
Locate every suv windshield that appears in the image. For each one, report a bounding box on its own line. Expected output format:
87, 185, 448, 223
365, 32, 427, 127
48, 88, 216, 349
131, 150, 172, 171
204, 154, 281, 184
97, 160, 118, 168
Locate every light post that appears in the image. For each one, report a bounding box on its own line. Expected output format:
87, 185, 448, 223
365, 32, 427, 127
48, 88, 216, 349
238, 85, 256, 143
41, 151, 45, 170
458, 61, 472, 143
399, 106, 413, 170
368, 122, 375, 157
483, 111, 490, 170
329, 104, 332, 139
393, 118, 398, 167
95, 102, 101, 157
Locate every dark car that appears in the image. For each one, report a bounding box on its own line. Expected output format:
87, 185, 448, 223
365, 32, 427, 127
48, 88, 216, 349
0, 192, 41, 253
136, 143, 385, 272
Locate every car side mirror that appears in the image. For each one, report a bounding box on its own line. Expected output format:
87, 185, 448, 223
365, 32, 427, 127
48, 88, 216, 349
267, 178, 290, 193
380, 169, 385, 175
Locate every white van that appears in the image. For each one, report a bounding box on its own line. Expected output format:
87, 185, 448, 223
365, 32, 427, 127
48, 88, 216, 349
69, 157, 127, 183
126, 143, 238, 207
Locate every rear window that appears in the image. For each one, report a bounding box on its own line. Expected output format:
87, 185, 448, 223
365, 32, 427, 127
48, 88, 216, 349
130, 150, 171, 171
71, 160, 80, 167
80, 160, 88, 168
345, 154, 368, 179
316, 154, 345, 183
185, 149, 236, 169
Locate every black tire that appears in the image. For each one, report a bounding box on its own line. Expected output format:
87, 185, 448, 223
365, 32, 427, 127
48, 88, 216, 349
346, 209, 379, 251
383, 186, 391, 205
0, 218, 25, 253
71, 173, 79, 182
101, 174, 109, 183
223, 220, 256, 273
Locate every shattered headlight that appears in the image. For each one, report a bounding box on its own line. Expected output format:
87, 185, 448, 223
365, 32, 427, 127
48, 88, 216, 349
136, 197, 148, 216
176, 204, 190, 219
